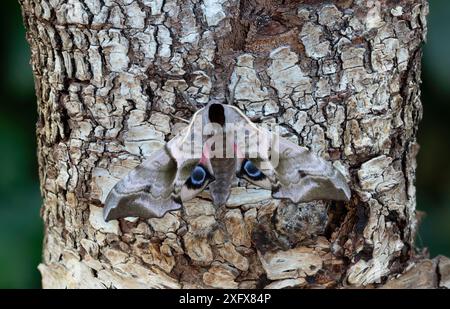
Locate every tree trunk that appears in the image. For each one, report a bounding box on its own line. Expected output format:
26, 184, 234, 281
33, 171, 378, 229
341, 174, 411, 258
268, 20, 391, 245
20, 0, 448, 289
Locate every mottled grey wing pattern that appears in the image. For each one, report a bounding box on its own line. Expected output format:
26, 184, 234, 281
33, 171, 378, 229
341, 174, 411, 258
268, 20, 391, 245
103, 102, 351, 222
221, 104, 351, 204
103, 146, 181, 221
271, 137, 351, 203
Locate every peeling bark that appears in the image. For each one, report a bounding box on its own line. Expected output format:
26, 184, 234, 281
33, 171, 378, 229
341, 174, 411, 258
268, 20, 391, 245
19, 0, 436, 288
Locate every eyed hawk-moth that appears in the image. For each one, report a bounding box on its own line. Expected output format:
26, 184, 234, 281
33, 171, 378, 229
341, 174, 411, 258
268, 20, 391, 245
103, 98, 351, 221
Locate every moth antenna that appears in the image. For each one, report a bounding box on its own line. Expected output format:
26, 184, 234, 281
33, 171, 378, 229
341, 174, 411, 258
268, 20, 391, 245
170, 114, 190, 123
227, 75, 241, 105
176, 88, 199, 112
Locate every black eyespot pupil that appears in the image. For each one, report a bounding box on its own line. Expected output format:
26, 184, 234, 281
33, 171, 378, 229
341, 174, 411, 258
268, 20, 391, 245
191, 166, 206, 185
244, 160, 261, 178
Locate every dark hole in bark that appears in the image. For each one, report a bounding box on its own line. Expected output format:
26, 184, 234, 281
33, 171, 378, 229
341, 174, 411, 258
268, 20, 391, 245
386, 210, 400, 222
56, 103, 71, 144
251, 224, 277, 254
252, 221, 288, 254
355, 244, 374, 262
145, 85, 154, 106
355, 203, 369, 235
256, 274, 271, 289
305, 275, 316, 284
324, 201, 348, 239
386, 210, 408, 242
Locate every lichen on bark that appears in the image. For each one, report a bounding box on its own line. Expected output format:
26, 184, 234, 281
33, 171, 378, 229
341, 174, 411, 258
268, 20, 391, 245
19, 0, 442, 288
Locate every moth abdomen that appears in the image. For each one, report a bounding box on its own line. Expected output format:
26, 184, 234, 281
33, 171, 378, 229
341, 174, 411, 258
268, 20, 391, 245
209, 157, 235, 206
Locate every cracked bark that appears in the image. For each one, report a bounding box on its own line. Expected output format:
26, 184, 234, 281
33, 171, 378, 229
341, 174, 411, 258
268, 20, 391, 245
20, 0, 448, 288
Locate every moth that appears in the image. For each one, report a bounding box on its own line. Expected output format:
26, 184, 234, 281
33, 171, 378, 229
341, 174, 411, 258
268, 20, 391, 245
103, 99, 351, 222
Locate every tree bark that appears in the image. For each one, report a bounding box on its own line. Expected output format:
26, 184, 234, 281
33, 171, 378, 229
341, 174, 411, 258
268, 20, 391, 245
20, 0, 447, 288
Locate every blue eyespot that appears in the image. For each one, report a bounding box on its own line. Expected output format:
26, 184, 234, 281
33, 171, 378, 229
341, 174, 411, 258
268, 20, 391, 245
243, 160, 262, 178
190, 165, 206, 185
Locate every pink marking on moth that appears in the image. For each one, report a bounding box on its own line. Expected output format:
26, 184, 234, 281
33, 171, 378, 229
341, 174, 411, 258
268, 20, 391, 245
233, 143, 244, 159
199, 145, 210, 164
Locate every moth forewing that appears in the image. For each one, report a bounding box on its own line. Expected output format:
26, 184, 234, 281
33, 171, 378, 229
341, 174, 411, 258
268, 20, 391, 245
224, 123, 237, 160
179, 178, 210, 202
271, 137, 351, 203
178, 109, 204, 161
102, 146, 182, 221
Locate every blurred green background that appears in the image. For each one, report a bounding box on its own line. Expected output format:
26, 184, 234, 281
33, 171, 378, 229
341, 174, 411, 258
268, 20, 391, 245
0, 1, 448, 288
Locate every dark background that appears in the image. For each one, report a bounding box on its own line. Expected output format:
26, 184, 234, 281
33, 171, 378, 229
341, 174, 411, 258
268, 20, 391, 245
0, 1, 449, 288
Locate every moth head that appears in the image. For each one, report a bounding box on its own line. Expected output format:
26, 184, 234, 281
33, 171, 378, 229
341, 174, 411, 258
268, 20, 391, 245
208, 103, 226, 127
205, 102, 248, 128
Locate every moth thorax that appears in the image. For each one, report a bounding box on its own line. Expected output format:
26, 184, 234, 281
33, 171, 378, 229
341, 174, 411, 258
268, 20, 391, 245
208, 157, 235, 206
